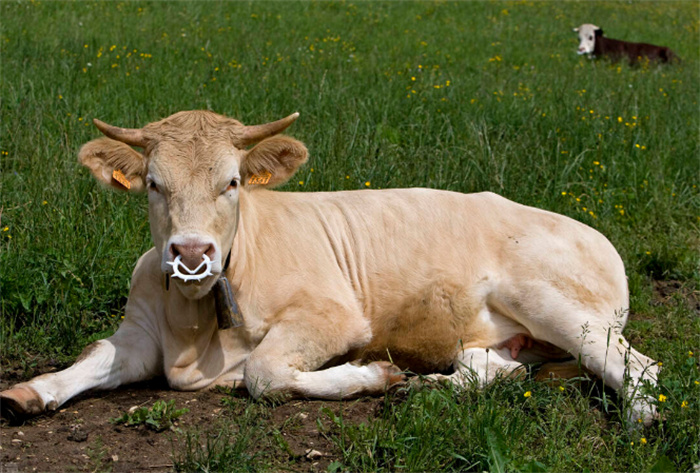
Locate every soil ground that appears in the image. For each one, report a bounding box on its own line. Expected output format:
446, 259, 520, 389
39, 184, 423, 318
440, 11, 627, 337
0, 374, 382, 473
1, 280, 697, 472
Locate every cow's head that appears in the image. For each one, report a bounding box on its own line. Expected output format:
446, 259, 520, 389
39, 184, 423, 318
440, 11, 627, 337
573, 24, 603, 55
79, 111, 308, 299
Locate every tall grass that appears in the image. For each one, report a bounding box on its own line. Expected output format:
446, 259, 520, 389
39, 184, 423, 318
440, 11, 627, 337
1, 1, 698, 470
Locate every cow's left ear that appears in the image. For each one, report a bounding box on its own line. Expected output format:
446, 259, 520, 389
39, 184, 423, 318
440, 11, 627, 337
241, 135, 308, 188
595, 28, 604, 37
79, 137, 148, 192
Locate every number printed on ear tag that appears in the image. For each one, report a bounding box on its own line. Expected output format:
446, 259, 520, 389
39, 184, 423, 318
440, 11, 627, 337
248, 170, 271, 185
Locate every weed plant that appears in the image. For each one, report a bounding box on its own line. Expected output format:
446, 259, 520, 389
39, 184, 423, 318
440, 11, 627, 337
111, 399, 189, 432
1, 1, 698, 471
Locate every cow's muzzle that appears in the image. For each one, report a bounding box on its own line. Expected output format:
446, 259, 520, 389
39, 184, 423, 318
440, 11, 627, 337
164, 235, 221, 283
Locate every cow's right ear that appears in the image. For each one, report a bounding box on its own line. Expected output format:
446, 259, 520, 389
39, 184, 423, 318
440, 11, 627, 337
240, 135, 308, 188
595, 28, 604, 37
78, 137, 147, 192
573, 27, 579, 33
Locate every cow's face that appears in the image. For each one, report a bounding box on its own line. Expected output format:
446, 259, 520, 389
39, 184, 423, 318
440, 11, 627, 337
79, 111, 308, 299
573, 24, 602, 55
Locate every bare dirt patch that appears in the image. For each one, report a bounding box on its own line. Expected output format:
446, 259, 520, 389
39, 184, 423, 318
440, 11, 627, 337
0, 375, 382, 472
652, 280, 700, 315
1, 378, 215, 472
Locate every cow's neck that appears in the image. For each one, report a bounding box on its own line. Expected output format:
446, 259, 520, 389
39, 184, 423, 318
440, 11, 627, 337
224, 190, 264, 295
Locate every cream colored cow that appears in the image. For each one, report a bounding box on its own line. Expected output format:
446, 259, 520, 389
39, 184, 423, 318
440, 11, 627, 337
0, 111, 659, 428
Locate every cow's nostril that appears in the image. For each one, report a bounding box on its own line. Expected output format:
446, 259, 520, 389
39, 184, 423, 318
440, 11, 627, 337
170, 242, 213, 271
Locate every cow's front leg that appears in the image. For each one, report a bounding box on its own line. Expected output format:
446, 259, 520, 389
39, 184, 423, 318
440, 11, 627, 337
1, 321, 162, 421
244, 317, 405, 400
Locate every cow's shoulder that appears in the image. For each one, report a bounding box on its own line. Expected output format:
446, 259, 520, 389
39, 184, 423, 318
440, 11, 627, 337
127, 248, 165, 303
131, 248, 162, 282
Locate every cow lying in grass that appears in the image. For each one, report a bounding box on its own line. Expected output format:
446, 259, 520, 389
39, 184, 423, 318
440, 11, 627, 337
574, 23, 678, 64
0, 111, 659, 429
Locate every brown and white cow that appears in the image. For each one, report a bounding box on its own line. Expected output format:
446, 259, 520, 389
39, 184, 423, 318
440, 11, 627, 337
0, 111, 659, 428
574, 24, 678, 64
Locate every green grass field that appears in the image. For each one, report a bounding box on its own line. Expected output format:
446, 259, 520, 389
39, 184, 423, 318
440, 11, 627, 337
1, 1, 698, 471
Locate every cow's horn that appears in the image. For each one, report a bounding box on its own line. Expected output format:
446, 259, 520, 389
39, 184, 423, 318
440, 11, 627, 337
93, 119, 147, 147
239, 113, 299, 146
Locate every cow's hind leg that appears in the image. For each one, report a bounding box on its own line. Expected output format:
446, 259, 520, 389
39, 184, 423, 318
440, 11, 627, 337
244, 318, 405, 400
0, 322, 162, 421
572, 329, 659, 427
425, 347, 525, 388
517, 304, 659, 427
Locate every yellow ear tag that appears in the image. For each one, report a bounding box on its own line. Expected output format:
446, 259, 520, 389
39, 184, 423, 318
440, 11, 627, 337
248, 170, 272, 185
112, 169, 132, 190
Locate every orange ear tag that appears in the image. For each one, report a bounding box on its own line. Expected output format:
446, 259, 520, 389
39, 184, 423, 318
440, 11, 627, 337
248, 170, 272, 185
112, 169, 132, 190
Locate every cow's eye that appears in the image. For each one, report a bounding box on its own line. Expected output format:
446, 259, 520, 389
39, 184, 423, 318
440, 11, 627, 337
225, 179, 238, 192
148, 181, 159, 193
589, 36, 593, 40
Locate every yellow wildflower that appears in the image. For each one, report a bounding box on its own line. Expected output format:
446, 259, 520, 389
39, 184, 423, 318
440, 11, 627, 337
658, 394, 667, 403
681, 400, 688, 408
523, 391, 531, 398
365, 181, 371, 187
640, 437, 647, 445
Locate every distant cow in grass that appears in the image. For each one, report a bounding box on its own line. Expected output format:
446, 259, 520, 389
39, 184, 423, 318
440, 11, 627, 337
574, 24, 678, 64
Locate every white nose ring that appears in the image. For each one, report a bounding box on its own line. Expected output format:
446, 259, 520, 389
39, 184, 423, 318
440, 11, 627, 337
167, 254, 214, 281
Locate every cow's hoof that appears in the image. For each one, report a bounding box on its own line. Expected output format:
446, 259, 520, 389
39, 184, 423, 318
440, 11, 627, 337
626, 398, 659, 431
408, 374, 449, 390
0, 386, 45, 423
371, 361, 406, 389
